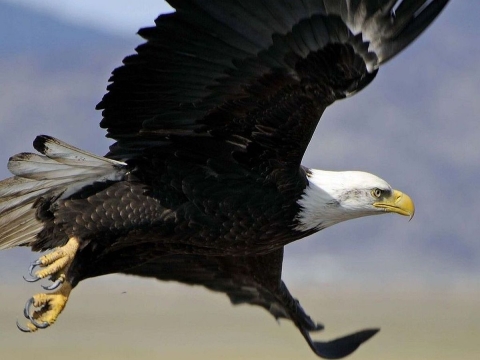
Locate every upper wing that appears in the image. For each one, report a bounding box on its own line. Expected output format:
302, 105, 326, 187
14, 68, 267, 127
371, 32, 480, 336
124, 248, 378, 359
97, 0, 449, 173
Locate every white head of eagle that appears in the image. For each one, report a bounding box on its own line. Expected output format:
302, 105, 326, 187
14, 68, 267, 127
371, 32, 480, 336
295, 169, 415, 232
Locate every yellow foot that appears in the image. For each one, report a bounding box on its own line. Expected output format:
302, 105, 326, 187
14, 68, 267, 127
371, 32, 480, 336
18, 237, 80, 332
17, 282, 72, 332
24, 237, 80, 290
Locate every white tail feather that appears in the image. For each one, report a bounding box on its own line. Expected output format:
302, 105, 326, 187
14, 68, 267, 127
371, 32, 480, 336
0, 135, 127, 250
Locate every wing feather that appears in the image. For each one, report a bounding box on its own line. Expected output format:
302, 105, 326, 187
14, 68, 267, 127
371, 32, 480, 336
124, 249, 378, 359
97, 0, 449, 171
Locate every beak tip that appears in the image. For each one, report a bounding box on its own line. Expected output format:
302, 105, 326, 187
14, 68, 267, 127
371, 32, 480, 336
408, 209, 415, 221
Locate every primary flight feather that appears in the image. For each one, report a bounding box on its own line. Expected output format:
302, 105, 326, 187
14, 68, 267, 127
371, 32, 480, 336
0, 1, 448, 358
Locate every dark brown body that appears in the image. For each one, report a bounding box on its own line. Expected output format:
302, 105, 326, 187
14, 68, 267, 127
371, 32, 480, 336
42, 164, 310, 285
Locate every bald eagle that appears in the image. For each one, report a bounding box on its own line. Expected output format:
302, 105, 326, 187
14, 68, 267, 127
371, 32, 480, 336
0, 1, 448, 358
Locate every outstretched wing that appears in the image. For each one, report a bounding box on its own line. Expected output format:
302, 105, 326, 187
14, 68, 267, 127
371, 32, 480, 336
97, 0, 449, 175
124, 249, 378, 359
126, 249, 287, 319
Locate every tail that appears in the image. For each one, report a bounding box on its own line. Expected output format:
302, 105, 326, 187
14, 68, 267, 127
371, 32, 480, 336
0, 135, 127, 250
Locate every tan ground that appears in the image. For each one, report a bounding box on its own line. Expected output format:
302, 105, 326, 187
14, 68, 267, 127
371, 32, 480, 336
1, 275, 478, 360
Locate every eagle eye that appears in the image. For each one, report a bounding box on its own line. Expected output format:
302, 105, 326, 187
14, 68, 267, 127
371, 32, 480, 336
371, 188, 383, 198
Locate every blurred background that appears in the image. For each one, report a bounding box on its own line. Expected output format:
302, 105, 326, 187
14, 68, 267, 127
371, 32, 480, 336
0, 1, 478, 359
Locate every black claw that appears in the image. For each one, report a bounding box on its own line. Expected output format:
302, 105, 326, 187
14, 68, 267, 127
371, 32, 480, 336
29, 317, 49, 329
28, 259, 42, 277
23, 274, 41, 283
24, 259, 43, 282
16, 320, 32, 333
42, 278, 63, 291
23, 297, 50, 329
23, 298, 34, 319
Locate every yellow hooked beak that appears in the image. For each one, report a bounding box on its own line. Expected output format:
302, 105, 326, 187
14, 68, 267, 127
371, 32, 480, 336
373, 189, 415, 220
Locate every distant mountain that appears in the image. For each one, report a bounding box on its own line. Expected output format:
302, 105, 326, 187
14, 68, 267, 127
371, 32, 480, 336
0, 2, 136, 163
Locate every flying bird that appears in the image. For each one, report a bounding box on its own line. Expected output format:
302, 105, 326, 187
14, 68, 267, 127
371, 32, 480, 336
0, 0, 449, 358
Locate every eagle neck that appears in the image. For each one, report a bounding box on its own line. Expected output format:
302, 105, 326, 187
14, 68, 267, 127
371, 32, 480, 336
293, 169, 361, 232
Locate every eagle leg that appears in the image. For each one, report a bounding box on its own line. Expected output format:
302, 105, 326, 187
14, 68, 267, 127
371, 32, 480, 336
24, 236, 80, 283
17, 237, 79, 332
17, 282, 72, 332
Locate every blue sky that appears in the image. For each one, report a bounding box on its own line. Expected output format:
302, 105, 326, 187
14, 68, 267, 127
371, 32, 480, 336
1, 0, 174, 35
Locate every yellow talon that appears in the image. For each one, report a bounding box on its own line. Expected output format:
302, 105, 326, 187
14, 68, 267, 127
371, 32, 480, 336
33, 283, 72, 323
18, 237, 80, 333
18, 282, 72, 332
34, 237, 80, 280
